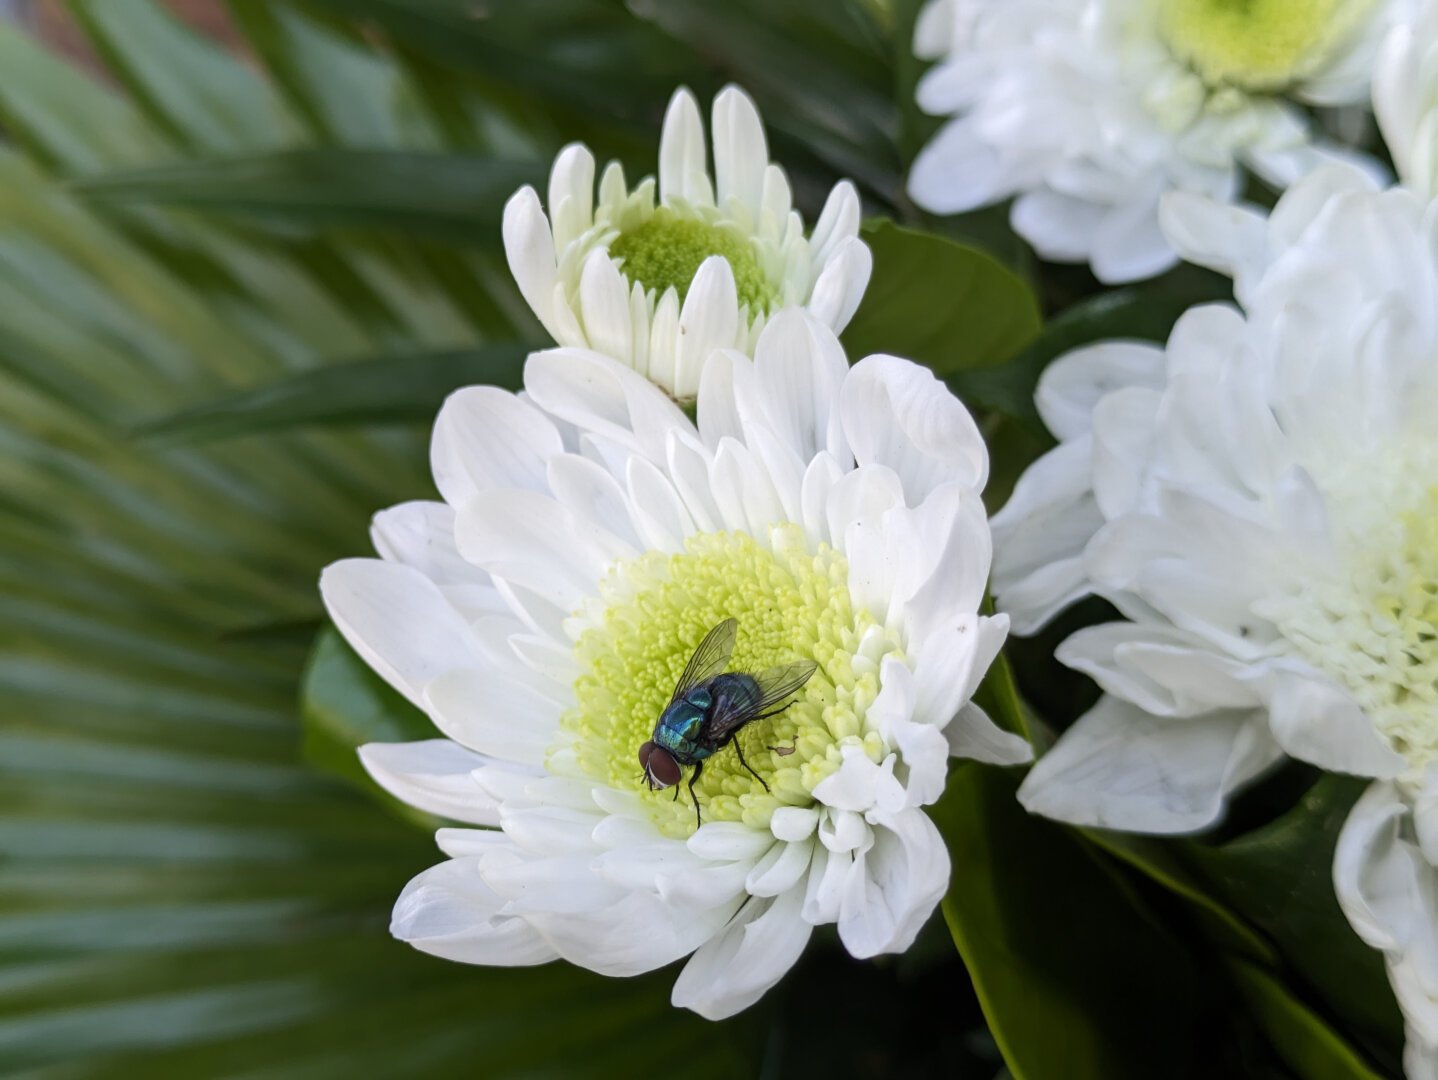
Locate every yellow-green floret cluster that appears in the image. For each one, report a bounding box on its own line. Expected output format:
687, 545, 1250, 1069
1277, 482, 1438, 784
609, 209, 778, 314
561, 524, 901, 837
1159, 0, 1370, 92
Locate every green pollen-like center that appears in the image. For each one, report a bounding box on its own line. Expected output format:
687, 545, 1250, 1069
1159, 0, 1363, 92
1278, 482, 1438, 780
560, 525, 896, 838
609, 210, 777, 315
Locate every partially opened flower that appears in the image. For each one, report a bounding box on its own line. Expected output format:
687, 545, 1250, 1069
990, 162, 1438, 1076
908, 0, 1404, 283
320, 310, 1026, 1019
502, 85, 872, 401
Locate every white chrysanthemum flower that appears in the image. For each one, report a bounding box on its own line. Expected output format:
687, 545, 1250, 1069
990, 163, 1438, 1077
502, 85, 872, 402
320, 310, 1026, 1019
908, 0, 1405, 283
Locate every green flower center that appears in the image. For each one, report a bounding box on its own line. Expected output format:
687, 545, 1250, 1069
1276, 478, 1438, 782
560, 525, 898, 838
1158, 0, 1367, 92
609, 209, 777, 314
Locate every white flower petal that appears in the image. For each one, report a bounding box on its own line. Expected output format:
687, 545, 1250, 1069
659, 87, 710, 206
712, 84, 768, 213
674, 256, 740, 400
392, 858, 558, 966
577, 249, 635, 364
1019, 696, 1284, 834
1265, 672, 1407, 780
745, 310, 851, 466
548, 143, 595, 252
745, 838, 815, 897
810, 180, 862, 263
431, 386, 563, 507
527, 891, 743, 978
455, 489, 635, 613
671, 888, 813, 1020
320, 559, 484, 709
841, 355, 988, 501
1334, 781, 1438, 1053
424, 668, 562, 766
359, 740, 501, 825
837, 808, 949, 959
807, 236, 872, 332
501, 186, 564, 340
525, 346, 692, 466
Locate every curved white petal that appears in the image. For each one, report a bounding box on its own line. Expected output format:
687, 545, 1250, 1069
1019, 696, 1284, 834
501, 186, 563, 340
837, 808, 949, 959
807, 236, 873, 332
1335, 781, 1438, 1055
659, 87, 709, 206
431, 387, 563, 507
548, 143, 595, 252
359, 740, 502, 825
841, 355, 988, 501
671, 888, 813, 1020
712, 84, 768, 214
392, 858, 558, 966
320, 559, 484, 709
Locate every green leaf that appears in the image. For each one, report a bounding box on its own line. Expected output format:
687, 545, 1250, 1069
68, 0, 289, 155
1180, 777, 1406, 1072
842, 219, 1041, 377
299, 628, 434, 818
953, 267, 1232, 436
934, 764, 1243, 1080
626, 0, 900, 197
74, 150, 544, 245
132, 344, 527, 444
1227, 958, 1387, 1080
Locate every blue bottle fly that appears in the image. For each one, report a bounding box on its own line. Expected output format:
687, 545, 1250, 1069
638, 618, 818, 829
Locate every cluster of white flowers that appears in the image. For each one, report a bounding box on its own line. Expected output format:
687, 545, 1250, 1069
909, 0, 1407, 282
325, 88, 1022, 1020
322, 9, 1438, 1073
989, 9, 1438, 1075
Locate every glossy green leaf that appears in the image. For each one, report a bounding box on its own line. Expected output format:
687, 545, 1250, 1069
842, 219, 1041, 377
934, 764, 1243, 1080
952, 266, 1231, 436
68, 0, 288, 155
74, 150, 543, 245
1180, 777, 1406, 1073
1228, 958, 1386, 1080
299, 628, 435, 816
133, 344, 527, 444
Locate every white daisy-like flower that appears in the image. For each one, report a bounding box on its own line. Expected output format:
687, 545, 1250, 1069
320, 310, 1027, 1019
990, 162, 1438, 1077
502, 85, 872, 402
908, 0, 1405, 283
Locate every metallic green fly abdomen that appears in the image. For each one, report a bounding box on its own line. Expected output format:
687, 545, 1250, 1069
638, 618, 818, 829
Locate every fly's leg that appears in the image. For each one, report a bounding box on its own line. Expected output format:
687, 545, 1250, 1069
755, 702, 798, 758
731, 739, 770, 793
688, 760, 704, 830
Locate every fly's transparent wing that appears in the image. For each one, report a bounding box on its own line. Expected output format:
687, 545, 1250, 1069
747, 660, 819, 715
704, 660, 819, 742
670, 617, 738, 702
